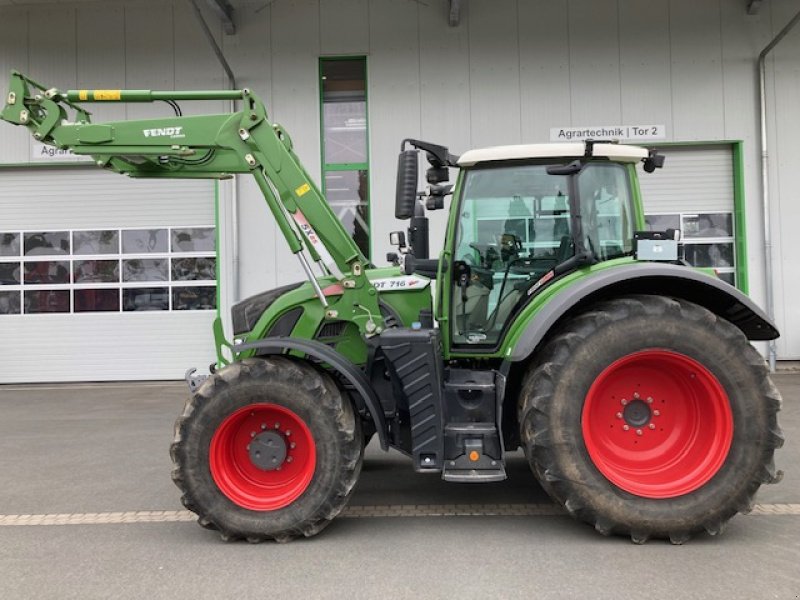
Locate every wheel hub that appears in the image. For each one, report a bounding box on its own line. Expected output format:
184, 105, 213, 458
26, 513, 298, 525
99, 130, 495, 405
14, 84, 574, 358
209, 403, 317, 511
249, 431, 287, 470
623, 399, 651, 427
582, 350, 733, 499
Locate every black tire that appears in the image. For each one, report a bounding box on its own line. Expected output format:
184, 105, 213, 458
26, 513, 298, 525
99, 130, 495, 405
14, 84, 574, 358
518, 295, 783, 544
171, 356, 363, 542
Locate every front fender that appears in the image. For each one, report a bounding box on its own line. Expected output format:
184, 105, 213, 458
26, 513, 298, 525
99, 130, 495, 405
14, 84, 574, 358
233, 337, 388, 450
505, 262, 778, 362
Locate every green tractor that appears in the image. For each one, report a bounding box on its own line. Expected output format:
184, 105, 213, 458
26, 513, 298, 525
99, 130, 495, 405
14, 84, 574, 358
2, 72, 783, 544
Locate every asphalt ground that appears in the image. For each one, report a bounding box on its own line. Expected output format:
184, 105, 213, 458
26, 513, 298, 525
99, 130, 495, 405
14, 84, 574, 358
0, 374, 798, 599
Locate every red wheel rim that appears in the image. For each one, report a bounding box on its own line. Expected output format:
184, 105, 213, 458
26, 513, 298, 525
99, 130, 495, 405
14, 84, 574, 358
210, 404, 316, 510
582, 350, 733, 499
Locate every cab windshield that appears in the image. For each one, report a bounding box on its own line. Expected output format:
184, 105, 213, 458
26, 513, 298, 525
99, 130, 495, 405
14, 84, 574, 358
452, 161, 634, 346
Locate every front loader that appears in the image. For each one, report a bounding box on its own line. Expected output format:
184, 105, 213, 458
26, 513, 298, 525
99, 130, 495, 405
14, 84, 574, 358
2, 71, 783, 544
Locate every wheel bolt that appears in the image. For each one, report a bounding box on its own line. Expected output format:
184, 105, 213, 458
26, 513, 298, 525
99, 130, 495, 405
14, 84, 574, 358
633, 392, 640, 400
653, 410, 661, 417
646, 397, 653, 404
285, 430, 291, 437
261, 423, 267, 430
274, 422, 281, 429
250, 431, 256, 438
286, 456, 293, 463
616, 412, 623, 419
649, 424, 656, 430
290, 442, 296, 449
621, 399, 628, 406
623, 425, 630, 431
636, 429, 643, 436
246, 444, 251, 450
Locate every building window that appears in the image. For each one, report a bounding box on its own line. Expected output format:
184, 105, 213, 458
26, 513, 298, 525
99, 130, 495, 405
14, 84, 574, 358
320, 57, 370, 257
645, 212, 736, 286
0, 226, 216, 315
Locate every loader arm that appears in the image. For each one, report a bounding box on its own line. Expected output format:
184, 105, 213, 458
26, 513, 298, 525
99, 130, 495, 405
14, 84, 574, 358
1, 70, 383, 337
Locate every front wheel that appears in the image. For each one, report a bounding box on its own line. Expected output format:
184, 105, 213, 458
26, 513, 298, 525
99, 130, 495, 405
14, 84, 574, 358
171, 356, 363, 542
519, 295, 783, 544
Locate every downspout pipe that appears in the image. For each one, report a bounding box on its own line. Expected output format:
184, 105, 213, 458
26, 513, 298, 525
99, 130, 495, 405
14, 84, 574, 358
758, 8, 800, 372
188, 0, 241, 304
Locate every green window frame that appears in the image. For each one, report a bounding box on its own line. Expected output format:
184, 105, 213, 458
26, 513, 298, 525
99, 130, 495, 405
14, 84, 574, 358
319, 56, 370, 258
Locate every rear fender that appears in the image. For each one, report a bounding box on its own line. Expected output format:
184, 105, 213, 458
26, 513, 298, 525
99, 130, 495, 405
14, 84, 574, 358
506, 262, 779, 363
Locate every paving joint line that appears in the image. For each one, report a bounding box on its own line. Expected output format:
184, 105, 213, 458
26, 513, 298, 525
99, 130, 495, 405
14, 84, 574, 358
0, 503, 798, 526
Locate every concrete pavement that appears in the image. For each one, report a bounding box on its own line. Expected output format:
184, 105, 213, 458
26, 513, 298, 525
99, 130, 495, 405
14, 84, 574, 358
0, 374, 798, 599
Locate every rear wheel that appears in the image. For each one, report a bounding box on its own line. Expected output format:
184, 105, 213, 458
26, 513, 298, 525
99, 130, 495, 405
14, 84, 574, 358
171, 356, 363, 542
519, 295, 783, 543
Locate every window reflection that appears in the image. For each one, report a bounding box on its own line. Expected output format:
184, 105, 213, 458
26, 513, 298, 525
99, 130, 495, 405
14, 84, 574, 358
324, 170, 369, 257
24, 261, 70, 284
123, 287, 169, 311
0, 263, 21, 285
24, 232, 69, 256
0, 291, 20, 314
0, 233, 20, 256
172, 286, 216, 310
172, 257, 216, 281
75, 289, 119, 312
123, 259, 168, 282
74, 260, 119, 283
73, 230, 119, 255
122, 229, 168, 253
24, 290, 69, 313
171, 228, 215, 252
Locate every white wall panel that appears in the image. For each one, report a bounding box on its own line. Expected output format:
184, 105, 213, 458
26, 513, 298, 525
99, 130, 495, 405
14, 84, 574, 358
173, 2, 225, 116
419, 0, 470, 256
271, 0, 321, 286
618, 0, 672, 130
221, 3, 276, 301
76, 4, 126, 123
124, 3, 173, 120
0, 7, 30, 164
2, 0, 800, 361
770, 0, 800, 358
669, 0, 725, 140
568, 0, 621, 126
519, 1, 571, 143
320, 0, 368, 55
467, 0, 520, 148
719, 1, 773, 315
368, 0, 421, 266
27, 5, 76, 92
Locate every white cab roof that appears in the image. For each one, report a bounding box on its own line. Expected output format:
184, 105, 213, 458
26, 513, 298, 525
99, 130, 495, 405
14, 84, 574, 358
457, 143, 649, 167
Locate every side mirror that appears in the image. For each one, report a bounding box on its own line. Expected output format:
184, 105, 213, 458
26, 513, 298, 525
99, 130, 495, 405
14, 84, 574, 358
395, 150, 419, 220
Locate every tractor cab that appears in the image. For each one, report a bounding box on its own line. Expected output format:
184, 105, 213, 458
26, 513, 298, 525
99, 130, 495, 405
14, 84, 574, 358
447, 143, 648, 347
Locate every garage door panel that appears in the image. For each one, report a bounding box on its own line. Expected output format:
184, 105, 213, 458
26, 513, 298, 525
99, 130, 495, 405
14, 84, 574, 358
0, 312, 215, 383
0, 167, 217, 382
1, 169, 214, 230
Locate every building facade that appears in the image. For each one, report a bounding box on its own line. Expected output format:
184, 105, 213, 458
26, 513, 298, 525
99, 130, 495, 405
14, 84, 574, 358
0, 0, 798, 382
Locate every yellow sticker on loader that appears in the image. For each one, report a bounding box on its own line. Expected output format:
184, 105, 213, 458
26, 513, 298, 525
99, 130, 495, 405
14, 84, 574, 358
93, 90, 122, 101
295, 183, 311, 197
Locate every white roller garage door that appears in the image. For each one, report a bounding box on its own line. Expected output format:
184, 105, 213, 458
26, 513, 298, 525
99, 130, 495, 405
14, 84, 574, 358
638, 144, 737, 287
0, 167, 218, 383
